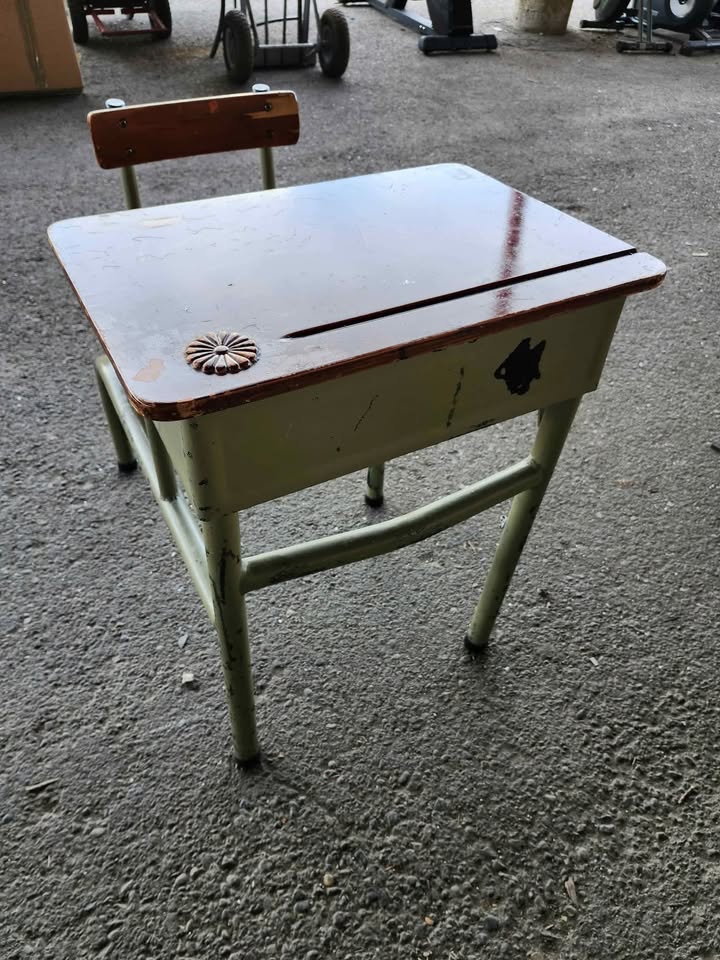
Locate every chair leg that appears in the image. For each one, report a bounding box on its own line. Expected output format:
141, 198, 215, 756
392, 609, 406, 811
201, 510, 260, 767
465, 397, 581, 651
365, 463, 386, 508
94, 360, 137, 473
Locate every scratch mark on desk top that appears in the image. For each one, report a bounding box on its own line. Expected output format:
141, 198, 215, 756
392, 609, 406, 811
141, 217, 180, 228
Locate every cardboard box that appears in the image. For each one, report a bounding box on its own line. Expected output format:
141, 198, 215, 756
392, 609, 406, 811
0, 0, 82, 96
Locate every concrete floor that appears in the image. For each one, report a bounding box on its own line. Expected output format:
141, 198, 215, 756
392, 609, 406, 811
2, 2, 720, 958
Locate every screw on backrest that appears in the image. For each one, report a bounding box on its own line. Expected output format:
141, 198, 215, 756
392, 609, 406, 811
104, 88, 283, 206
105, 98, 142, 210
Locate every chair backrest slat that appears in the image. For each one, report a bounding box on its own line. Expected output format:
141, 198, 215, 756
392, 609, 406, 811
88, 91, 300, 170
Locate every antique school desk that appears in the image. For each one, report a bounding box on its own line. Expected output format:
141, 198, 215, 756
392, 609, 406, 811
49, 161, 665, 766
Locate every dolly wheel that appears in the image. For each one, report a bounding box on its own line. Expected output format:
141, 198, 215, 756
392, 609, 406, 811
150, 0, 173, 39
223, 10, 255, 84
318, 8, 350, 78
67, 0, 89, 44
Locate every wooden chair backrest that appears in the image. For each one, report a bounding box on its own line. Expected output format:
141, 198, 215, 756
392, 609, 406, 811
87, 90, 300, 170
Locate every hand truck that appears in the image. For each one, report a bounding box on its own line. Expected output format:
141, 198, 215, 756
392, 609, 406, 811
210, 0, 350, 82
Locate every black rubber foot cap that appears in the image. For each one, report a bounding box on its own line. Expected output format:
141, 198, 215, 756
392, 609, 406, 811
118, 459, 138, 474
463, 633, 488, 655
235, 752, 262, 771
365, 494, 384, 508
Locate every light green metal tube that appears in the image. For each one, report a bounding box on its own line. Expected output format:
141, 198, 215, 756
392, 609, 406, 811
465, 396, 581, 651
365, 463, 386, 507
241, 457, 543, 594
259, 147, 276, 190
94, 363, 136, 470
201, 512, 260, 766
144, 418, 177, 502
95, 359, 213, 621
120, 167, 141, 210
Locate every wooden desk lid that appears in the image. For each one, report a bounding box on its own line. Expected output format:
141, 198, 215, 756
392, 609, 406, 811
48, 164, 665, 419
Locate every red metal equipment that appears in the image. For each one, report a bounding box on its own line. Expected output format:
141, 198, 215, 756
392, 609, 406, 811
66, 1, 172, 43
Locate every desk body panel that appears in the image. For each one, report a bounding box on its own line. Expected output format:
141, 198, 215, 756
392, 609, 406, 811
156, 297, 623, 514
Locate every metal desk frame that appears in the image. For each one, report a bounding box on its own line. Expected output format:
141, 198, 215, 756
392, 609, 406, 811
49, 122, 665, 767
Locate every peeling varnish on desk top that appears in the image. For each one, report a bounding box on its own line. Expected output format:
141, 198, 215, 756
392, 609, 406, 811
134, 358, 165, 382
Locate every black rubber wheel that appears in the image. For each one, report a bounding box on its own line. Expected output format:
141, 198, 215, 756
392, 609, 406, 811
318, 8, 350, 78
223, 10, 255, 83
67, 0, 89, 44
652, 0, 714, 29
593, 0, 631, 20
150, 0, 172, 39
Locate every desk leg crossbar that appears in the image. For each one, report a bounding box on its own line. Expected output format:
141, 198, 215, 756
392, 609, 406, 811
95, 357, 579, 765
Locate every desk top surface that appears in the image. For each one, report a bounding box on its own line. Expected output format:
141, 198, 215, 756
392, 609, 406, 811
49, 164, 665, 419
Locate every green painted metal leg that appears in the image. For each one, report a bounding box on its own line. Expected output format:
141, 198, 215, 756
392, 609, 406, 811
144, 418, 177, 502
202, 511, 260, 767
365, 463, 386, 508
465, 397, 582, 652
94, 360, 137, 473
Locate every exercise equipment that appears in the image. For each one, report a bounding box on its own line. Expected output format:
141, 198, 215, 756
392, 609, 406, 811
210, 0, 350, 82
617, 0, 673, 50
580, 0, 715, 49
341, 0, 497, 54
66, 1, 171, 43
679, 0, 720, 51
